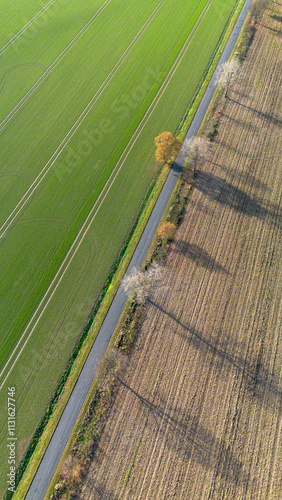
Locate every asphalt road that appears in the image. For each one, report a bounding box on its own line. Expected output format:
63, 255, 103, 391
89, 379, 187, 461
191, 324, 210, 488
25, 0, 253, 497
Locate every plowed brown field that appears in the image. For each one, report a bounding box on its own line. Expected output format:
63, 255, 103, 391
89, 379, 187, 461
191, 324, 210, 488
79, 3, 282, 499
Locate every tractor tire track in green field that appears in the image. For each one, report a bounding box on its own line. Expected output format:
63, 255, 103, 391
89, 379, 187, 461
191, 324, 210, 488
0, 0, 167, 240
0, 62, 47, 95
0, 0, 58, 56
0, 0, 112, 130
0, 0, 215, 391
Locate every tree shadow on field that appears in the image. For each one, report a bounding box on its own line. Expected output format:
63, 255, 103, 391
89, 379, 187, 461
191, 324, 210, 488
207, 160, 270, 193
229, 88, 252, 100
270, 14, 282, 22
195, 171, 282, 231
148, 299, 249, 374
116, 377, 250, 487
196, 170, 264, 217
148, 299, 282, 414
227, 97, 282, 128
218, 111, 257, 131
257, 21, 282, 35
212, 137, 252, 159
172, 240, 229, 275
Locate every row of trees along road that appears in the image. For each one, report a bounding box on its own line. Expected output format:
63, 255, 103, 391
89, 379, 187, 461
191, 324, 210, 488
154, 57, 241, 174
123, 58, 242, 300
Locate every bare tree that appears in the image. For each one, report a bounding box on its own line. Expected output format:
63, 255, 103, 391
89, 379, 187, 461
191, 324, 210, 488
59, 455, 83, 485
184, 136, 211, 175
122, 263, 163, 304
215, 57, 241, 97
96, 348, 127, 389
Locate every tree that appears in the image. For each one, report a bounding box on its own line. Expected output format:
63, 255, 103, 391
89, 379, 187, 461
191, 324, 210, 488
122, 262, 163, 304
96, 348, 127, 388
184, 136, 211, 175
215, 57, 241, 97
157, 222, 177, 241
59, 455, 83, 486
154, 131, 182, 164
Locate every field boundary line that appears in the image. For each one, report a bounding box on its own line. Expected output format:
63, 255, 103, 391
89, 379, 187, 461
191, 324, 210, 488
0, 0, 167, 240
0, 0, 216, 391
0, 0, 57, 56
0, 0, 112, 132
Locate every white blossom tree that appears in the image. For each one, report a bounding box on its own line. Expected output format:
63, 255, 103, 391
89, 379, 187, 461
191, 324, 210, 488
215, 57, 241, 97
122, 262, 163, 304
184, 136, 211, 175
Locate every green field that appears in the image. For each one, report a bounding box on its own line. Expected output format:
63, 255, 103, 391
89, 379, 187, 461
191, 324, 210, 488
0, 0, 240, 495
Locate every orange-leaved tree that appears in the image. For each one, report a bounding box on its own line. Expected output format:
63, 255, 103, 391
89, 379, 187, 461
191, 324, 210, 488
154, 132, 182, 164
157, 222, 177, 241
